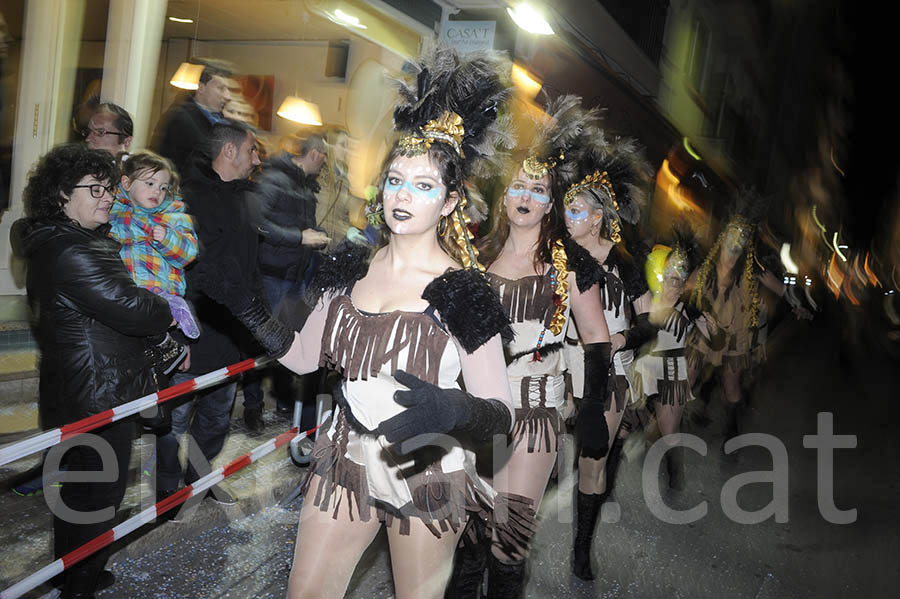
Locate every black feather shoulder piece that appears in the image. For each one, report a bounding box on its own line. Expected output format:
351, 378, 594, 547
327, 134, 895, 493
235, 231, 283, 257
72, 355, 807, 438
305, 242, 372, 305
422, 269, 514, 354
563, 238, 606, 293
606, 245, 649, 301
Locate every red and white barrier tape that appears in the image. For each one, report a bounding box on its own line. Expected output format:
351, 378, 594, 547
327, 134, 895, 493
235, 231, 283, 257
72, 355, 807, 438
0, 356, 272, 468
0, 420, 327, 599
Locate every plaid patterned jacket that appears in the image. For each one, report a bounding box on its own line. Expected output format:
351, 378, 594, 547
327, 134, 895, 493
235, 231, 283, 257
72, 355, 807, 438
108, 187, 198, 296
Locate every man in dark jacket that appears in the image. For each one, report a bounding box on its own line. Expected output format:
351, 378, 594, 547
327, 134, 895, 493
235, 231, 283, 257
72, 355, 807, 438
242, 134, 328, 429
151, 59, 232, 177
14, 144, 172, 598
156, 120, 261, 506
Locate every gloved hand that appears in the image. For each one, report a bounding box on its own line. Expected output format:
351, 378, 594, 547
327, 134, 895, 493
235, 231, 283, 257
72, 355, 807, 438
377, 370, 512, 453
577, 342, 612, 459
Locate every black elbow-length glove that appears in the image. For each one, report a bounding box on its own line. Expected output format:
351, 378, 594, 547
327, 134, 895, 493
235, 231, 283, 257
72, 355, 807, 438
233, 295, 294, 359
577, 342, 612, 459
377, 370, 512, 452
620, 312, 657, 352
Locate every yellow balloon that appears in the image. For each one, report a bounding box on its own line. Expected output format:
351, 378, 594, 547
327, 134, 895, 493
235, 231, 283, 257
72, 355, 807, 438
646, 244, 672, 295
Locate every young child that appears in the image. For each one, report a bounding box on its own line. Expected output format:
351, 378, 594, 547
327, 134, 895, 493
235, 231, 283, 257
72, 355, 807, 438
109, 150, 200, 338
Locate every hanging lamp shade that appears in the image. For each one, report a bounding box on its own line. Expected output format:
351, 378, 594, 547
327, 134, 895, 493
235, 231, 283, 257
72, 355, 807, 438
169, 62, 204, 90
276, 96, 323, 126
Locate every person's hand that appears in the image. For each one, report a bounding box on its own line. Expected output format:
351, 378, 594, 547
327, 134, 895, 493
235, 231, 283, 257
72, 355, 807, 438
178, 346, 191, 371
610, 332, 626, 353
152, 225, 166, 242
301, 229, 331, 247
792, 305, 813, 321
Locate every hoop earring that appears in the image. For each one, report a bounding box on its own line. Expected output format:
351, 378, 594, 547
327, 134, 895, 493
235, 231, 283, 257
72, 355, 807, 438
438, 214, 449, 236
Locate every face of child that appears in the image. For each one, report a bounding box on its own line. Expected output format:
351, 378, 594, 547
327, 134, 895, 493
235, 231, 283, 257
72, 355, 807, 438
123, 169, 172, 211
382, 153, 455, 236
504, 169, 552, 229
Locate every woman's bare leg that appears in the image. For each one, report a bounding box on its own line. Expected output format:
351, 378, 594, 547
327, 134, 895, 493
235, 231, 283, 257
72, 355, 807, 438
490, 434, 558, 562
387, 517, 465, 599
286, 474, 382, 599
578, 406, 626, 495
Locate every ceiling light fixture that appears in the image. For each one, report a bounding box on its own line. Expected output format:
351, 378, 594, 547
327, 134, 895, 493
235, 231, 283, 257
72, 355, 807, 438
277, 96, 323, 126
168, 16, 194, 23
169, 62, 204, 90
507, 3, 554, 35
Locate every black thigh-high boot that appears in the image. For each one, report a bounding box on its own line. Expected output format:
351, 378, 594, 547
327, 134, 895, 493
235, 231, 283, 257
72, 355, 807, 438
486, 554, 526, 599
722, 400, 741, 442
572, 491, 603, 580
446, 517, 490, 599
665, 445, 685, 490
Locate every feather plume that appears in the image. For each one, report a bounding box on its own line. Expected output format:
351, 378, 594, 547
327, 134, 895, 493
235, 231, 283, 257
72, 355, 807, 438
391, 45, 514, 179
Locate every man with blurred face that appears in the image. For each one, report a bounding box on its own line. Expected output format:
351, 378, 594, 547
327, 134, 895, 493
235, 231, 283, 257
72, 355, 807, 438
84, 103, 133, 155
151, 59, 233, 177
155, 121, 261, 508
244, 134, 328, 430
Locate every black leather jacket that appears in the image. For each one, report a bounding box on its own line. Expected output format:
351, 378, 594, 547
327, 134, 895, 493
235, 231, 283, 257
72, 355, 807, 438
250, 153, 322, 280
13, 218, 172, 429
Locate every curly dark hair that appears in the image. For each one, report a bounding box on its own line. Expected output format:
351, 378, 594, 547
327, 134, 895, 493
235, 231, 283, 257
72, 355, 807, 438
23, 144, 119, 220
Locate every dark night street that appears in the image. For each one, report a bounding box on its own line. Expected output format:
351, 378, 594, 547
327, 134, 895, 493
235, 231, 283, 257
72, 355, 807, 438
3, 309, 896, 598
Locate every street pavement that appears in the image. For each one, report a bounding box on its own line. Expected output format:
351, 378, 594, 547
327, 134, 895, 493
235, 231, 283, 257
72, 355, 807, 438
1, 314, 897, 598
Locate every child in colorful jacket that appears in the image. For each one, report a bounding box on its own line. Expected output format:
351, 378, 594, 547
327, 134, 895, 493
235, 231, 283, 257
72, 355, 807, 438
109, 150, 200, 338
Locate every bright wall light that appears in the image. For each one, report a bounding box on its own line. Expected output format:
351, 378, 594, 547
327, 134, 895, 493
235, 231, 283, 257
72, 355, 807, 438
277, 96, 323, 126
168, 16, 194, 23
511, 64, 542, 98
507, 3, 554, 35
331, 8, 367, 30
169, 62, 204, 90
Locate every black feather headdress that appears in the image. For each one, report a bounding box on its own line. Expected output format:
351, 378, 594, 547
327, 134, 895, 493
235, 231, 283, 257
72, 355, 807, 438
561, 134, 651, 243
392, 45, 514, 182
520, 95, 603, 184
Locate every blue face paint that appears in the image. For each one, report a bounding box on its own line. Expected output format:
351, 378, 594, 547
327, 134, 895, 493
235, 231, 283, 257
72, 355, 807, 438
384, 178, 444, 203
566, 208, 589, 221
507, 187, 550, 205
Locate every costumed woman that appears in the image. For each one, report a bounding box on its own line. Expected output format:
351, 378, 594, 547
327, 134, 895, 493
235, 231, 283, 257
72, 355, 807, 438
452, 95, 612, 598
561, 134, 654, 580
687, 190, 812, 443
634, 223, 704, 490
272, 46, 522, 598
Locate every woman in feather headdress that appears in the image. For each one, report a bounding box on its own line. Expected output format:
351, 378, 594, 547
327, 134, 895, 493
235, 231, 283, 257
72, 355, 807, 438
686, 189, 812, 442
559, 132, 655, 580
449, 96, 612, 598
268, 46, 523, 599
635, 222, 704, 490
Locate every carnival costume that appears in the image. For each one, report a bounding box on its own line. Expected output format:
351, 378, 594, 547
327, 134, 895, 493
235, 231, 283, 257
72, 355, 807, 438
687, 190, 772, 378
558, 133, 653, 581
637, 225, 702, 408
294, 47, 531, 545
448, 95, 613, 599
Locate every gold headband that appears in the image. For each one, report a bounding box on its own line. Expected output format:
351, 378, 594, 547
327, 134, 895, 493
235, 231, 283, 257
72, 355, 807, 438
522, 151, 564, 179
398, 111, 465, 158
563, 170, 617, 206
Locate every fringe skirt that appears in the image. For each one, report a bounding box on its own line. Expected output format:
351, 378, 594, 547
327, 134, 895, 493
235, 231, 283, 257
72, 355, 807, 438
300, 410, 535, 545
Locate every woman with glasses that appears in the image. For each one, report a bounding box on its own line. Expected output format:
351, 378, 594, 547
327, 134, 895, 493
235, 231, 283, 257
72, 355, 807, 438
11, 143, 174, 598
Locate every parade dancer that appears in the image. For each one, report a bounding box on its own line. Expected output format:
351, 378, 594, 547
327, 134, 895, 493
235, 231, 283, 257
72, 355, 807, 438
687, 190, 812, 443
636, 224, 703, 489
449, 96, 612, 598
259, 47, 522, 599
561, 135, 654, 580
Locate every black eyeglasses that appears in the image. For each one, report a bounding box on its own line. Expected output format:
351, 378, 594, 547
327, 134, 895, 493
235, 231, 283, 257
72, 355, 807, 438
81, 127, 123, 138
73, 184, 115, 199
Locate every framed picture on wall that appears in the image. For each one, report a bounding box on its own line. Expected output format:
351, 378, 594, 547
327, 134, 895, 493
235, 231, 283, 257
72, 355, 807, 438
228, 74, 274, 131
